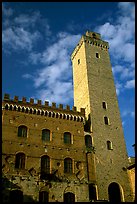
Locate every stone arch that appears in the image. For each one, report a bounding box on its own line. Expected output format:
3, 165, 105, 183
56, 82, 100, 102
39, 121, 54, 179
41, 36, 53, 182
9, 104, 13, 110
108, 182, 124, 202
22, 106, 26, 112
25, 107, 30, 113
5, 103, 10, 110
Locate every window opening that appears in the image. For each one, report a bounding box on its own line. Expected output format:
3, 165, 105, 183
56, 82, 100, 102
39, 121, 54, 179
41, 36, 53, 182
18, 125, 27, 137
96, 53, 100, 58
107, 141, 113, 150
64, 158, 72, 173
85, 135, 92, 147
15, 153, 25, 169
78, 59, 80, 64
104, 116, 109, 125
42, 129, 50, 141
102, 101, 107, 109
41, 155, 50, 177
64, 192, 75, 203
64, 132, 71, 144
39, 191, 49, 202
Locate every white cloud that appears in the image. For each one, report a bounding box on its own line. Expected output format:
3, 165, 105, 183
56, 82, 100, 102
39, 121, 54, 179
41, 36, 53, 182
2, 8, 51, 53
24, 32, 81, 104
2, 27, 41, 51
122, 110, 135, 118
124, 79, 135, 89
115, 81, 123, 96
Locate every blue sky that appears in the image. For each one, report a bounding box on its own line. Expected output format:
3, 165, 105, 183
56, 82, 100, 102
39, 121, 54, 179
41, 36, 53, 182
2, 2, 135, 157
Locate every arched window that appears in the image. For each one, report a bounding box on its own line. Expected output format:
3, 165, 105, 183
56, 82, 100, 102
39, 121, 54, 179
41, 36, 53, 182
5, 104, 9, 110
104, 116, 109, 125
39, 191, 49, 202
64, 158, 72, 173
15, 153, 25, 169
10, 190, 23, 203
64, 132, 71, 144
89, 184, 97, 201
85, 135, 92, 147
9, 105, 13, 110
107, 141, 113, 150
108, 182, 122, 202
42, 129, 50, 142
41, 155, 50, 178
64, 192, 75, 203
18, 125, 27, 137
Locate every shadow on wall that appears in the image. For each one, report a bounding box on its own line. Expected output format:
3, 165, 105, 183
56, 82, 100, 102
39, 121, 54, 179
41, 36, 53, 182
2, 174, 35, 202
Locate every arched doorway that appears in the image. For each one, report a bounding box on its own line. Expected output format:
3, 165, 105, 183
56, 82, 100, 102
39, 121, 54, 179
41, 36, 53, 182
64, 192, 75, 203
108, 182, 123, 202
10, 189, 23, 203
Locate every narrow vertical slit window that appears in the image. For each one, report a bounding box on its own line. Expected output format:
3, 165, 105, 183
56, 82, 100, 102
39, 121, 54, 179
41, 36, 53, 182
102, 102, 107, 109
107, 141, 113, 150
104, 116, 109, 125
78, 59, 80, 64
96, 53, 100, 58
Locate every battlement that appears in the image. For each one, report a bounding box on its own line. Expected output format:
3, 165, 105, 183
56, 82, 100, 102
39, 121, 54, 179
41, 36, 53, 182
71, 31, 109, 60
2, 94, 85, 122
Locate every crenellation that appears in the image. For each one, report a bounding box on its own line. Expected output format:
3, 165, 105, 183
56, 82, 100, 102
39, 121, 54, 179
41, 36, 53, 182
59, 104, 63, 110
45, 101, 49, 106
22, 97, 26, 103
52, 102, 56, 108
37, 100, 41, 106
30, 98, 34, 104
14, 96, 18, 102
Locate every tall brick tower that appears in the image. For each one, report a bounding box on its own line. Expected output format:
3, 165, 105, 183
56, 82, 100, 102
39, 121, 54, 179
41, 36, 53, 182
71, 31, 133, 202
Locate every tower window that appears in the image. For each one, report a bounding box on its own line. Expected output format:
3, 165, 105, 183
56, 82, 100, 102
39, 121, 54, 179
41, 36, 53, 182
64, 132, 71, 144
64, 158, 73, 173
104, 116, 109, 125
78, 59, 80, 64
15, 152, 25, 169
96, 53, 100, 58
85, 135, 92, 147
18, 125, 27, 137
42, 129, 50, 142
102, 102, 107, 109
107, 141, 113, 150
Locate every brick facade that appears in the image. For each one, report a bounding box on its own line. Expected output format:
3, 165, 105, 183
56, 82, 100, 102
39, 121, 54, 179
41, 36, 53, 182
2, 31, 134, 202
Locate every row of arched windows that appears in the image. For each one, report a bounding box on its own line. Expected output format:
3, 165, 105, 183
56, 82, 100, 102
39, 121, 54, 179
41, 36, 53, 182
9, 189, 75, 202
15, 153, 73, 175
9, 182, 123, 202
17, 126, 94, 146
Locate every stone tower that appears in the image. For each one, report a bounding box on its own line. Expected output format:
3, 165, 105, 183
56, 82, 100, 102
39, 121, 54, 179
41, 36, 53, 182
71, 31, 133, 202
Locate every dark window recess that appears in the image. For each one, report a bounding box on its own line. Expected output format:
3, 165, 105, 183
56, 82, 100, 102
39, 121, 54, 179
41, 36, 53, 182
102, 102, 107, 109
84, 114, 91, 132
64, 158, 72, 173
78, 59, 80, 64
107, 141, 113, 150
41, 155, 50, 179
85, 135, 92, 147
64, 192, 75, 203
96, 53, 100, 58
15, 153, 25, 169
18, 126, 27, 137
42, 129, 50, 141
89, 184, 97, 201
104, 116, 109, 125
108, 182, 122, 202
10, 190, 23, 203
64, 132, 71, 144
39, 191, 49, 203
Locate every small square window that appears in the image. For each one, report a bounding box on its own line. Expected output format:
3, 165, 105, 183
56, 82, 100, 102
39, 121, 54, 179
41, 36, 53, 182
78, 59, 80, 64
96, 53, 100, 58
